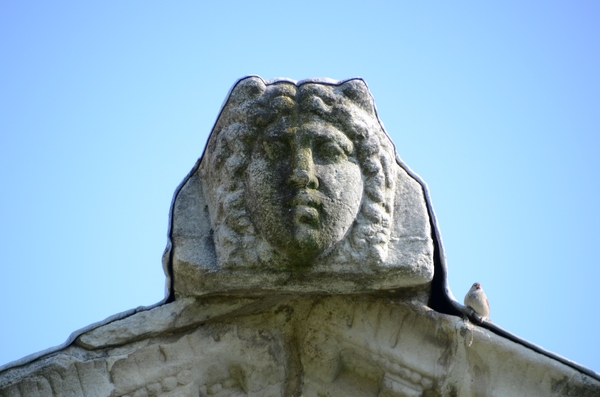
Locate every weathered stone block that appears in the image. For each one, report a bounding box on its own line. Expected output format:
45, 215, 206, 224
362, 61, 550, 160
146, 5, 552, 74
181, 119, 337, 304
167, 77, 434, 297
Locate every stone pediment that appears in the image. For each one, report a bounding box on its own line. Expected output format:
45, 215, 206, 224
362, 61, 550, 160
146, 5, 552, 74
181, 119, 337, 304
1, 295, 599, 396
1, 76, 599, 396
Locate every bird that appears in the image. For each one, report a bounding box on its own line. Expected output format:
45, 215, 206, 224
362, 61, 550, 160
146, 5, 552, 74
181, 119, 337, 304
464, 282, 490, 322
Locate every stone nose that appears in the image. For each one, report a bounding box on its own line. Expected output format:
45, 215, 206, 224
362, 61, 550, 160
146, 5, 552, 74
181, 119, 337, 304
289, 147, 319, 189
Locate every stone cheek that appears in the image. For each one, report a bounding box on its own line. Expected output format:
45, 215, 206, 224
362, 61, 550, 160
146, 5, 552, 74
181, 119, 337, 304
167, 77, 435, 297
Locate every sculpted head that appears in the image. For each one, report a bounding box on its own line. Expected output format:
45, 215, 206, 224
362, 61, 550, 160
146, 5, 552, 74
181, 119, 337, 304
201, 77, 398, 269
246, 116, 363, 265
168, 76, 434, 296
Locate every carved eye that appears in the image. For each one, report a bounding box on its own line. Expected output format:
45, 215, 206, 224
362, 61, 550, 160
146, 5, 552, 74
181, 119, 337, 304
313, 140, 348, 164
261, 138, 288, 161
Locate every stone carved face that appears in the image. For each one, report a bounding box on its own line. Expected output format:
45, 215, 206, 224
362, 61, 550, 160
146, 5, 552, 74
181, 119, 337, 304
196, 76, 428, 276
170, 77, 434, 295
246, 119, 363, 265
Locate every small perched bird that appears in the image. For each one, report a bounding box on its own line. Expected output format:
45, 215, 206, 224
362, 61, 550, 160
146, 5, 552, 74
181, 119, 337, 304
464, 282, 490, 322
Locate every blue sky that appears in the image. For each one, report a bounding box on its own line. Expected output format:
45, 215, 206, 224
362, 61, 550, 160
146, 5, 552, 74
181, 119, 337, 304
1, 2, 599, 373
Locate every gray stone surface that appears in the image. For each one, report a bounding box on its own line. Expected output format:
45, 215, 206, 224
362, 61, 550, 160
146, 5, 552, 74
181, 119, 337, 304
167, 77, 434, 298
2, 296, 599, 396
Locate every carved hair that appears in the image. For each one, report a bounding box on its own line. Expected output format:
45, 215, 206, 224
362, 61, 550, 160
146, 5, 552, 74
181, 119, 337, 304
201, 77, 397, 270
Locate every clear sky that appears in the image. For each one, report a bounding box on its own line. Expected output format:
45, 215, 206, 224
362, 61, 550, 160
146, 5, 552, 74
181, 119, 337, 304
1, 1, 599, 373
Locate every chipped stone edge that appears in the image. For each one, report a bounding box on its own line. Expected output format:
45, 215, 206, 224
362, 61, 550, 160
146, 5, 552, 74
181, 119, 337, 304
0, 299, 167, 373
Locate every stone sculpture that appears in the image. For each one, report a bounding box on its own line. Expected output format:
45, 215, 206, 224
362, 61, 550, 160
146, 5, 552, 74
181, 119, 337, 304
2, 76, 599, 396
167, 76, 434, 298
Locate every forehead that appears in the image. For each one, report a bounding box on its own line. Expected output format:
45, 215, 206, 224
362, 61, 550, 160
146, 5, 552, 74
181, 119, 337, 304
264, 121, 354, 150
